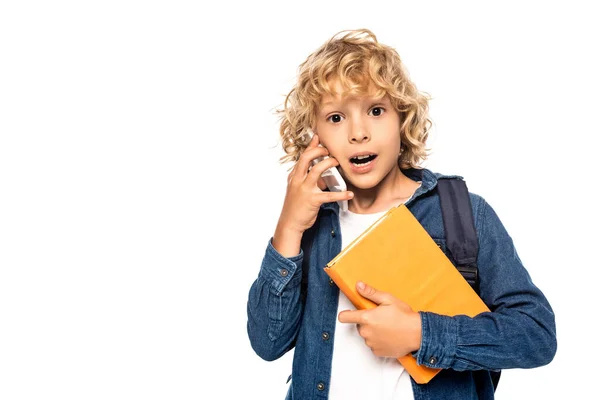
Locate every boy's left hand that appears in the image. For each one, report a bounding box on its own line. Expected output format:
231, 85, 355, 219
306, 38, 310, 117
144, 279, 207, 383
338, 281, 422, 358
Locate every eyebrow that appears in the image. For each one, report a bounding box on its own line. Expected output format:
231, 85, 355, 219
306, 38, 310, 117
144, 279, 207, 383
321, 96, 388, 106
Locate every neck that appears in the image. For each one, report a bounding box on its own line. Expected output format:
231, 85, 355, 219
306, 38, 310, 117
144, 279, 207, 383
347, 167, 420, 214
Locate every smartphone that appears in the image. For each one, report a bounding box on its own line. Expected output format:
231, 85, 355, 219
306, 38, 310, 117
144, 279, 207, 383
304, 128, 348, 212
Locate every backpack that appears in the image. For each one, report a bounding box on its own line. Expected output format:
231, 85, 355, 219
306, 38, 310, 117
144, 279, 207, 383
435, 178, 501, 391
300, 177, 501, 391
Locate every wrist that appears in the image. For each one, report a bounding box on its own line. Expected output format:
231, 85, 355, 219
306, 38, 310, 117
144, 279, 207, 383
275, 220, 304, 237
272, 223, 304, 258
410, 311, 423, 354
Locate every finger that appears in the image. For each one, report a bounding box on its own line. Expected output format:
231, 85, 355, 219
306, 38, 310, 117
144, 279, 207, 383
356, 324, 366, 337
301, 132, 321, 156
293, 146, 330, 179
372, 348, 385, 357
287, 164, 297, 185
338, 309, 367, 324
315, 190, 354, 204
356, 281, 394, 305
307, 131, 320, 148
306, 157, 339, 184
317, 177, 327, 191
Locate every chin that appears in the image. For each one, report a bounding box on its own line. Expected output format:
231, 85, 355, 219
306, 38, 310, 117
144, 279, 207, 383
346, 176, 382, 190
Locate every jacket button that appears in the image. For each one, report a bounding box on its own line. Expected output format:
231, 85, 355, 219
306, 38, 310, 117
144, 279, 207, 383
428, 356, 437, 365
329, 279, 335, 286
317, 382, 325, 391
280, 269, 289, 277
321, 332, 330, 341
331, 229, 336, 237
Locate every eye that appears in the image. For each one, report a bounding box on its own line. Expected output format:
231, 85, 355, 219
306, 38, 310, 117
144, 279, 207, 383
327, 114, 344, 124
369, 107, 385, 117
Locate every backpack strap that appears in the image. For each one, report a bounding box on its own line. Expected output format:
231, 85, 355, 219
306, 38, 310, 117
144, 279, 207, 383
299, 224, 317, 304
437, 178, 501, 391
436, 178, 480, 292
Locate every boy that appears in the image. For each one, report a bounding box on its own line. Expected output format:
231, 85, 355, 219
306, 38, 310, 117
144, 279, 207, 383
247, 28, 556, 399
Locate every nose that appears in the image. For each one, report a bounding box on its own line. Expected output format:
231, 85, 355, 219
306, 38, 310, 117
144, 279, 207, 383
348, 117, 370, 143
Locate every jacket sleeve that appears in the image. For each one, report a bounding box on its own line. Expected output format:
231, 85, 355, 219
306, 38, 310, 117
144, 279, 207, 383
414, 198, 557, 371
246, 239, 305, 361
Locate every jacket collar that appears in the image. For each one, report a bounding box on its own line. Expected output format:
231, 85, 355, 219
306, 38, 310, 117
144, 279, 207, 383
321, 167, 463, 214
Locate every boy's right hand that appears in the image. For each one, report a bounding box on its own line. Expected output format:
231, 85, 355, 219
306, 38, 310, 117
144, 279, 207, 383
272, 134, 354, 257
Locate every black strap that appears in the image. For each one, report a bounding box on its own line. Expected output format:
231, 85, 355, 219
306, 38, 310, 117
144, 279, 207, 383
437, 179, 480, 291
437, 178, 500, 391
299, 225, 316, 304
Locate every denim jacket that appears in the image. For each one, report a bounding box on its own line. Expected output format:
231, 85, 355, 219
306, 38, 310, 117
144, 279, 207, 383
247, 168, 556, 400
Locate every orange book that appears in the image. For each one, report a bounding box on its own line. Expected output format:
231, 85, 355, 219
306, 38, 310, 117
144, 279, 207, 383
324, 204, 490, 384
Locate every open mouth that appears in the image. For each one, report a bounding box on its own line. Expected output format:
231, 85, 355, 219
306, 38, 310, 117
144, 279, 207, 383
350, 154, 377, 167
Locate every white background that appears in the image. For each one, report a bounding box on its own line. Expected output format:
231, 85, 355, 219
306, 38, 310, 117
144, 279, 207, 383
1, 1, 598, 399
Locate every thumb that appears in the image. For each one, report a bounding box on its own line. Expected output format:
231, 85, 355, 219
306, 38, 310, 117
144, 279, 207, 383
356, 281, 393, 305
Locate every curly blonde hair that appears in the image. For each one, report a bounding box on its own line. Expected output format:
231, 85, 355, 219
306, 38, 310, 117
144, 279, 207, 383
277, 29, 431, 169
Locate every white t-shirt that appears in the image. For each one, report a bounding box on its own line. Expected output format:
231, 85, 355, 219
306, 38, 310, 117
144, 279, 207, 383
328, 207, 415, 400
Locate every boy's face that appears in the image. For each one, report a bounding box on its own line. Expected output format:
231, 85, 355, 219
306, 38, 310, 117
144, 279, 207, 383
314, 80, 401, 191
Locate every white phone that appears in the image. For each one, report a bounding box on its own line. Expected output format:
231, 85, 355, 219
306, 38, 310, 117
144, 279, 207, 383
305, 128, 348, 212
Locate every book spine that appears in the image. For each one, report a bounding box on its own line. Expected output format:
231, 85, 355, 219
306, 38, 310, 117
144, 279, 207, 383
398, 355, 440, 384
324, 267, 377, 310
326, 208, 394, 266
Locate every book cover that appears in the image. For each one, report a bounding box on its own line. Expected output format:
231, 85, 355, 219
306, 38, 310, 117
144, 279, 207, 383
324, 204, 490, 384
